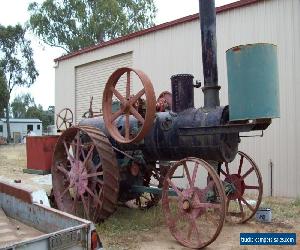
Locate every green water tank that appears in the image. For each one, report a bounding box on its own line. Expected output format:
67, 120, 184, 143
226, 43, 280, 121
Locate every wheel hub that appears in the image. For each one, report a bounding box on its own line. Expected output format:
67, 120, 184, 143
180, 187, 205, 217
123, 100, 131, 113
69, 160, 88, 195
182, 199, 191, 211
225, 174, 245, 200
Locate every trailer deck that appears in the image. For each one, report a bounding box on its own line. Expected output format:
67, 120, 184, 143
0, 179, 102, 250
0, 208, 43, 246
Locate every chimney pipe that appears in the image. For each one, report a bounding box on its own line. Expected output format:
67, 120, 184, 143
199, 0, 221, 109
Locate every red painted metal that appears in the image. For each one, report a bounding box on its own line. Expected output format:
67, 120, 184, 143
221, 151, 263, 224
54, 0, 261, 63
26, 135, 59, 172
0, 181, 33, 203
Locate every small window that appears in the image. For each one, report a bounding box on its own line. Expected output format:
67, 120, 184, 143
27, 125, 33, 131
0, 125, 3, 133
37, 124, 41, 130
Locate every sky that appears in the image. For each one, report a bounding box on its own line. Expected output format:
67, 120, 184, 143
0, 0, 235, 109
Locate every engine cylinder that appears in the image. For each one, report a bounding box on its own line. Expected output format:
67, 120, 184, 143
171, 74, 194, 113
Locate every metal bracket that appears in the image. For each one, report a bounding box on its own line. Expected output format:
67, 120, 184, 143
240, 130, 264, 138
193, 80, 202, 88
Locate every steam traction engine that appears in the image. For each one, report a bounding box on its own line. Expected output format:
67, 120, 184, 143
52, 0, 280, 248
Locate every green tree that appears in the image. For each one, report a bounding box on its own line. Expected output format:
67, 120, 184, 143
11, 93, 55, 132
28, 0, 157, 53
11, 93, 35, 118
48, 105, 55, 114
0, 24, 39, 142
46, 105, 55, 129
26, 104, 44, 119
0, 69, 9, 118
26, 104, 55, 132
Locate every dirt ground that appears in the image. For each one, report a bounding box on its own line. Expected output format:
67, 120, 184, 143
136, 222, 300, 250
0, 144, 52, 192
97, 202, 300, 250
0, 144, 299, 250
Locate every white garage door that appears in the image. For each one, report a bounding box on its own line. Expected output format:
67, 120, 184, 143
75, 52, 133, 123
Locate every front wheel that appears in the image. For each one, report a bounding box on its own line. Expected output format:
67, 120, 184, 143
162, 157, 226, 249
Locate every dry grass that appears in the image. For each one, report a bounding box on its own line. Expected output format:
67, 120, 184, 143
263, 196, 300, 222
96, 205, 165, 249
0, 144, 26, 177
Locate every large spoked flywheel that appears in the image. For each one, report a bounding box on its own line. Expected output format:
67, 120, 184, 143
51, 126, 119, 222
102, 67, 156, 144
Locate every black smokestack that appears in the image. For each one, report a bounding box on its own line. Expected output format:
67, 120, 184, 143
199, 0, 221, 108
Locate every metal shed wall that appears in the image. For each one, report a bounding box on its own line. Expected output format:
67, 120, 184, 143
55, 0, 300, 197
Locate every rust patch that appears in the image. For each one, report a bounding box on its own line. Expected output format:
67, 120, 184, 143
0, 181, 33, 204
232, 47, 241, 52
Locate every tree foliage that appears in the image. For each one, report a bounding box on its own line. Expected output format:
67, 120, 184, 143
0, 24, 39, 92
11, 93, 54, 132
0, 24, 38, 141
11, 93, 35, 118
28, 0, 157, 52
0, 69, 9, 117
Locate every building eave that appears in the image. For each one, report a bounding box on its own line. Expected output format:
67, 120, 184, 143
54, 0, 262, 63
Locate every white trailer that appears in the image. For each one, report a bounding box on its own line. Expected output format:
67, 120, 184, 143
0, 180, 103, 250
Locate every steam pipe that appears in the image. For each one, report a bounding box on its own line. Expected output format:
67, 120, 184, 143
199, 0, 221, 108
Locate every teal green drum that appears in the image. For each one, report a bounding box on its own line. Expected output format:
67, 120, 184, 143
226, 43, 280, 121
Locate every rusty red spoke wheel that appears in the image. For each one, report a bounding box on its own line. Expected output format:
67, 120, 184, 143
162, 158, 226, 249
102, 67, 156, 144
56, 108, 73, 131
52, 126, 119, 223
221, 151, 263, 224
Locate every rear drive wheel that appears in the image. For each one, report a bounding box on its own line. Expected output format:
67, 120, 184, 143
52, 126, 119, 222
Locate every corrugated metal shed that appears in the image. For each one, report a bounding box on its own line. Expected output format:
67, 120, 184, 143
55, 0, 300, 197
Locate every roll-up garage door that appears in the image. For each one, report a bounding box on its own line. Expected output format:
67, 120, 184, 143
75, 52, 133, 123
